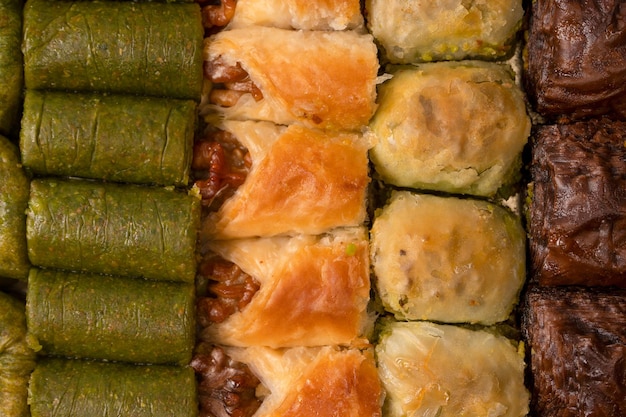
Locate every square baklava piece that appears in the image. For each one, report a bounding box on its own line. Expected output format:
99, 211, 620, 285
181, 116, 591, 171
523, 286, 626, 417
524, 0, 626, 120
529, 117, 626, 287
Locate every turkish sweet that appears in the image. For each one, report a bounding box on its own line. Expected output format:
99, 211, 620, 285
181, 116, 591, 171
376, 320, 529, 417
27, 178, 200, 283
528, 118, 626, 287
192, 344, 383, 417
524, 0, 626, 120
22, 0, 204, 100
200, 121, 370, 240
203, 26, 378, 131
366, 0, 524, 64
522, 286, 626, 417
197, 227, 372, 348
0, 135, 30, 280
27, 268, 195, 365
226, 0, 364, 31
20, 91, 196, 187
0, 0, 23, 136
369, 61, 530, 198
0, 292, 36, 417
370, 191, 526, 325
29, 358, 198, 417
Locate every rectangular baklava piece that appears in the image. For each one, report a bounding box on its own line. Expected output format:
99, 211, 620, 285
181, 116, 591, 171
370, 191, 526, 325
524, 0, 626, 120
528, 117, 626, 287
368, 61, 530, 198
523, 286, 626, 417
196, 227, 372, 348
196, 121, 371, 240
203, 26, 378, 131
192, 344, 383, 417
376, 320, 529, 417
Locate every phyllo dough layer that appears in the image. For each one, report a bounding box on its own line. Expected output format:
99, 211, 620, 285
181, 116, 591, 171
376, 320, 529, 417
522, 286, 626, 417
226, 0, 364, 31
371, 191, 526, 325
203, 26, 379, 130
529, 118, 626, 287
197, 227, 372, 348
369, 61, 530, 198
193, 344, 383, 417
201, 121, 370, 240
366, 0, 524, 64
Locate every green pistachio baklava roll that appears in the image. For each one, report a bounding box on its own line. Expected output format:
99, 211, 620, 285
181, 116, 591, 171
29, 358, 198, 417
20, 90, 195, 186
0, 292, 36, 417
0, 0, 23, 136
22, 0, 203, 100
26, 178, 200, 282
27, 268, 195, 365
0, 136, 30, 280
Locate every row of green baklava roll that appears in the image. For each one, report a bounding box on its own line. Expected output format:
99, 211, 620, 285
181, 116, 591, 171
1, 0, 207, 415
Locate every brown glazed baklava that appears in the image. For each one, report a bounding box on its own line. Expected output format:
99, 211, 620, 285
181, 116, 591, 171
522, 286, 626, 417
528, 117, 626, 287
524, 0, 626, 121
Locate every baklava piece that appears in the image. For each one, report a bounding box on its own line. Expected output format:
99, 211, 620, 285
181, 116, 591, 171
192, 344, 383, 417
226, 0, 364, 31
522, 286, 626, 417
366, 0, 524, 64
529, 118, 626, 287
524, 0, 626, 120
203, 26, 379, 131
196, 227, 373, 348
369, 61, 530, 198
376, 320, 530, 417
370, 191, 526, 325
200, 121, 370, 240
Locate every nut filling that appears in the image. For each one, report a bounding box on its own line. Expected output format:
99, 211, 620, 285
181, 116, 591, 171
196, 0, 238, 33
192, 129, 251, 212
205, 57, 263, 107
191, 344, 263, 417
196, 255, 260, 326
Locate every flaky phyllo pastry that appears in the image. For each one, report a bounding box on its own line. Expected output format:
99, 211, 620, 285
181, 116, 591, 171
196, 227, 373, 348
192, 344, 383, 417
202, 26, 379, 131
369, 61, 530, 198
198, 120, 371, 240
225, 0, 364, 31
